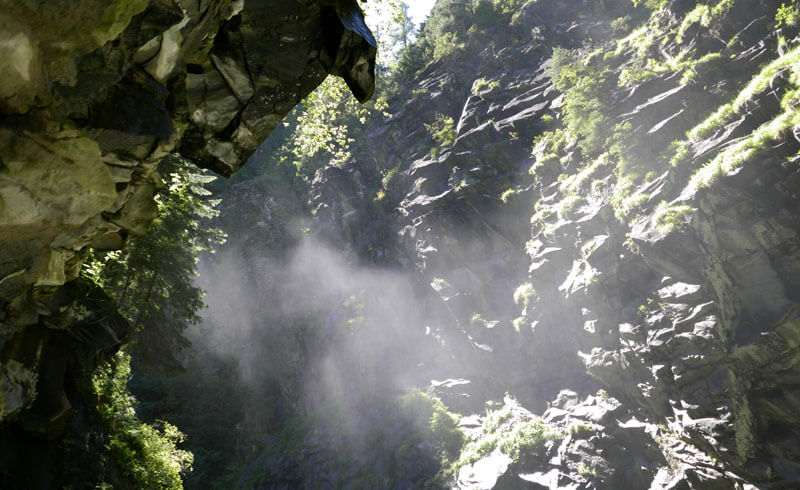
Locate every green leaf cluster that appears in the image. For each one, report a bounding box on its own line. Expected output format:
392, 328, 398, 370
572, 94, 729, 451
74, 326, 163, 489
472, 77, 500, 95
425, 113, 457, 156
776, 2, 800, 27
85, 155, 225, 372
549, 48, 620, 158
652, 201, 694, 232
442, 397, 561, 483
399, 389, 465, 469
93, 351, 193, 489
288, 77, 389, 178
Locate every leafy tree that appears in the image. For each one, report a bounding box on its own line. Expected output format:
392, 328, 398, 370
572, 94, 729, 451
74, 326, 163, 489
130, 347, 248, 490
392, 0, 474, 84
425, 0, 471, 42
276, 1, 430, 182
473, 0, 500, 27
433, 31, 464, 59
362, 0, 406, 76
389, 2, 416, 50
548, 48, 614, 157
92, 350, 194, 489
393, 34, 433, 85
85, 155, 225, 371
288, 77, 375, 175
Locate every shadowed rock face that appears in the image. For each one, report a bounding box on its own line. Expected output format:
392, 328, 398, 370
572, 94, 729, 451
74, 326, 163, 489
299, 0, 800, 486
0, 0, 374, 483
0, 0, 375, 310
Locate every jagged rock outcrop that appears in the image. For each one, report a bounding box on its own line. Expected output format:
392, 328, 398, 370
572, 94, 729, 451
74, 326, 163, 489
0, 0, 375, 485
304, 0, 800, 487
0, 0, 375, 308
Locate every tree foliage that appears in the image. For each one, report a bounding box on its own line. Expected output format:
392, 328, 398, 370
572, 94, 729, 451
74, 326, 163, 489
130, 347, 248, 490
425, 113, 457, 156
79, 155, 225, 488
84, 155, 225, 371
288, 77, 387, 178
93, 350, 194, 489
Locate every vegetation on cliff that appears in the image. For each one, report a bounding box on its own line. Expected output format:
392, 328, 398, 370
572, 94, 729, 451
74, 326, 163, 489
100, 0, 800, 486
75, 156, 223, 488
3, 0, 800, 488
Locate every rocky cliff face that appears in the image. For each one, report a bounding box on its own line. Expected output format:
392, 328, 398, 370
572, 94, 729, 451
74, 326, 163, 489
6, 0, 799, 486
0, 0, 375, 309
300, 0, 800, 487
0, 0, 375, 486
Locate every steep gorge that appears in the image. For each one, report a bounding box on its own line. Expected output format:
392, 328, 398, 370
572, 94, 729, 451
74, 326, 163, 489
198, 0, 800, 487
3, 0, 800, 488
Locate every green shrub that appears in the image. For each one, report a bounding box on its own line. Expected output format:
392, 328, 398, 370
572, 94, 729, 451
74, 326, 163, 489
611, 176, 649, 220
548, 48, 615, 157
450, 399, 560, 469
557, 193, 583, 220
499, 419, 561, 462
578, 462, 599, 477
558, 154, 609, 194
667, 140, 692, 167
470, 313, 486, 326
472, 78, 501, 95
689, 46, 800, 142
93, 351, 193, 489
776, 3, 800, 27
689, 97, 800, 189
569, 423, 594, 437
472, 0, 500, 27
473, 78, 489, 94
399, 390, 465, 461
611, 15, 632, 35
511, 316, 527, 332
652, 201, 694, 232
426, 113, 457, 155
529, 129, 572, 182
431, 407, 465, 459
433, 32, 464, 59
675, 0, 734, 43
500, 188, 518, 203
381, 166, 399, 187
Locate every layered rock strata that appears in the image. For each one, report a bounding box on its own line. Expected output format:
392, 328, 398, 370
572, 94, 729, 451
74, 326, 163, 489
304, 0, 800, 486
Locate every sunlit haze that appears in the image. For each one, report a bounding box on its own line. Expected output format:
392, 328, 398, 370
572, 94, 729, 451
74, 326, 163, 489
408, 0, 436, 26
5, 0, 800, 487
